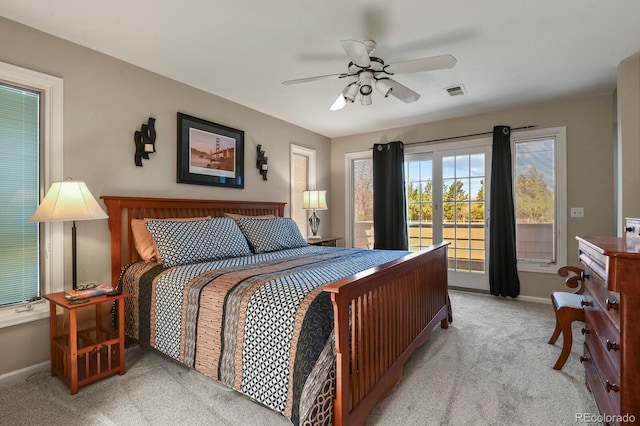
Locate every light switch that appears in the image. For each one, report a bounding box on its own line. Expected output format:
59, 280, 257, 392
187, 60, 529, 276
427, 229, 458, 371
570, 207, 584, 218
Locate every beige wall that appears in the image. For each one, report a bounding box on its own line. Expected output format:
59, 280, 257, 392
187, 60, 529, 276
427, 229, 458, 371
0, 17, 330, 375
330, 94, 616, 299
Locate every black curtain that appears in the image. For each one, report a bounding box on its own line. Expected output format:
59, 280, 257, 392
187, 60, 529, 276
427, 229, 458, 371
373, 141, 408, 250
489, 126, 520, 297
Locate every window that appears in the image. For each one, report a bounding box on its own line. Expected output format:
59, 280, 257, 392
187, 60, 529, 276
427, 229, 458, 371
0, 84, 40, 306
345, 127, 565, 277
290, 144, 316, 237
406, 157, 434, 251
345, 151, 373, 249
0, 61, 63, 328
512, 126, 566, 273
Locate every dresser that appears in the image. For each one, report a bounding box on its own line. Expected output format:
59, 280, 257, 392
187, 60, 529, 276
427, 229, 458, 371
576, 231, 640, 425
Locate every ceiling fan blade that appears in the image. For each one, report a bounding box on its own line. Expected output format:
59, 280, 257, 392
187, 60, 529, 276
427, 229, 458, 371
340, 40, 371, 68
386, 79, 421, 103
282, 73, 347, 85
385, 54, 457, 75
329, 88, 348, 111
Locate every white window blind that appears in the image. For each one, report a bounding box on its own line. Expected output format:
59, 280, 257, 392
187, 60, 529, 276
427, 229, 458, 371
0, 83, 41, 306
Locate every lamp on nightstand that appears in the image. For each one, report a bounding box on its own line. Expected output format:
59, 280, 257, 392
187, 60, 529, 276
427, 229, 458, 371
302, 189, 327, 240
30, 179, 108, 289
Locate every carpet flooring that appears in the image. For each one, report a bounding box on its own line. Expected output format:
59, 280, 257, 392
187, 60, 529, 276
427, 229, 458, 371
0, 290, 598, 425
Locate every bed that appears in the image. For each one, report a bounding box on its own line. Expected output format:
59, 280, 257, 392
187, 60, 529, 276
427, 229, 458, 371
101, 196, 450, 425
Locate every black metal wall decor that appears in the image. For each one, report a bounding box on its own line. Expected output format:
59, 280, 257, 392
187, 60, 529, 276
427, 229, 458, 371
134, 117, 157, 167
256, 144, 268, 180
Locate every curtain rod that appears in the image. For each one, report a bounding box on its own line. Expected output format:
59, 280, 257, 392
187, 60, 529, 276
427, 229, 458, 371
402, 125, 538, 146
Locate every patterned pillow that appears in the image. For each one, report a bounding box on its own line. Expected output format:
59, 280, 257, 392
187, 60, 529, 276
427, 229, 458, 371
145, 217, 251, 267
131, 216, 210, 262
237, 217, 308, 253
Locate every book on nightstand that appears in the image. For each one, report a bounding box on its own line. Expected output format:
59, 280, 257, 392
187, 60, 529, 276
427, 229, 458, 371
65, 283, 114, 300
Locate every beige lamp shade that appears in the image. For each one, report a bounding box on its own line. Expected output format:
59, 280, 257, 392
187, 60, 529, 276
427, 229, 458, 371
30, 181, 108, 222
302, 190, 328, 210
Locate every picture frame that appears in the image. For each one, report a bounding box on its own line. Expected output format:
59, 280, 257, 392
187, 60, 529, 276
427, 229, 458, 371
177, 113, 244, 188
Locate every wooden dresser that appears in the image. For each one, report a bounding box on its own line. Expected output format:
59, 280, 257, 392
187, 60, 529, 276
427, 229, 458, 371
576, 231, 640, 425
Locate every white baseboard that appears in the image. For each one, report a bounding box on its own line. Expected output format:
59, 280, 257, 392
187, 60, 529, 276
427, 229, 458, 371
517, 295, 551, 304
450, 287, 550, 304
0, 361, 50, 387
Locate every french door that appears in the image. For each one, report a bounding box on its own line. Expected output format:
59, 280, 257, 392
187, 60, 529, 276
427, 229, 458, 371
406, 143, 491, 291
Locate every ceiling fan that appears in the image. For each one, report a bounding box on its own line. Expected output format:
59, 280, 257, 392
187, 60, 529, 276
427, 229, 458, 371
282, 40, 457, 111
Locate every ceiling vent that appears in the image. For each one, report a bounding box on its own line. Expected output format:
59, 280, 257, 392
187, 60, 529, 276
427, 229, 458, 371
445, 84, 466, 97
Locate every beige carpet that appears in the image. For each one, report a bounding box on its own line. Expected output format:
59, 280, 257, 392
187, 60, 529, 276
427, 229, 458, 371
0, 290, 597, 425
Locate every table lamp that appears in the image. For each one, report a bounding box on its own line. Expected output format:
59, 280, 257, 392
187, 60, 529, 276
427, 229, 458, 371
30, 179, 108, 289
302, 189, 327, 239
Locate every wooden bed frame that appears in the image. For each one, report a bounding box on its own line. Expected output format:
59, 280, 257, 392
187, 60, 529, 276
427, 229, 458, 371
101, 195, 450, 425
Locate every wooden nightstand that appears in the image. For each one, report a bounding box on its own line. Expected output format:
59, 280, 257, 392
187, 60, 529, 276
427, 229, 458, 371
307, 236, 342, 247
43, 290, 131, 394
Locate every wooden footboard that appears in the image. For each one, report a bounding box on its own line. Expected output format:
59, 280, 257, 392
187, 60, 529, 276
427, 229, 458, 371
324, 242, 449, 426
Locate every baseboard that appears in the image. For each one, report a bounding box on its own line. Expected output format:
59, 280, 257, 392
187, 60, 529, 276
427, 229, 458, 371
0, 361, 50, 387
450, 287, 550, 305
517, 295, 551, 304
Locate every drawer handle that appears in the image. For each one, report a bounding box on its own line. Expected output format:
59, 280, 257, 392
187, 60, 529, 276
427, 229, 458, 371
606, 298, 619, 311
606, 340, 620, 351
581, 327, 590, 335
580, 300, 592, 307
605, 380, 620, 393
579, 356, 590, 363
580, 271, 590, 280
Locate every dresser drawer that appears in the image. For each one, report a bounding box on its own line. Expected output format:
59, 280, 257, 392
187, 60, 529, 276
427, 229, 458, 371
583, 343, 619, 423
583, 266, 621, 326
584, 332, 621, 414
583, 307, 621, 371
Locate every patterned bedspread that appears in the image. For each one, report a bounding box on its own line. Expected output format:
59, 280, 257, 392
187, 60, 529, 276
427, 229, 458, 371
119, 245, 408, 425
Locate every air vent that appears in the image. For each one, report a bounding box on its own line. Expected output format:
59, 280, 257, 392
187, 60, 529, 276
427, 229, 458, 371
445, 85, 466, 97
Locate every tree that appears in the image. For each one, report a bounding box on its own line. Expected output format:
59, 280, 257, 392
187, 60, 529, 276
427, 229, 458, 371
407, 181, 433, 222
470, 180, 484, 223
354, 160, 373, 221
442, 180, 468, 222
516, 166, 553, 223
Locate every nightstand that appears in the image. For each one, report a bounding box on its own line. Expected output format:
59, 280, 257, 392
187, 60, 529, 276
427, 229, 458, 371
307, 236, 343, 247
43, 290, 131, 394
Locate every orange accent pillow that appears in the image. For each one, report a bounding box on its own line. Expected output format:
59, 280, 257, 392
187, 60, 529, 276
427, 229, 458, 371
131, 217, 210, 262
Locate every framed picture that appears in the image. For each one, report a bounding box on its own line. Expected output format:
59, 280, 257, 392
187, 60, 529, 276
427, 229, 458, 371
177, 113, 244, 188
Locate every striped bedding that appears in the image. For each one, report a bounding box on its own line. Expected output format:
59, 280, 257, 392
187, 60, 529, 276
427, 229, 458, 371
119, 245, 408, 425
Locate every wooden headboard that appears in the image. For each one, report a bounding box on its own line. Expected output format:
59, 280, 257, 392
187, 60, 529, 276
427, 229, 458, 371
100, 196, 286, 286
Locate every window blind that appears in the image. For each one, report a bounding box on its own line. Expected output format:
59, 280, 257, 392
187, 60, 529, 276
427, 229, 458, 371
0, 83, 40, 306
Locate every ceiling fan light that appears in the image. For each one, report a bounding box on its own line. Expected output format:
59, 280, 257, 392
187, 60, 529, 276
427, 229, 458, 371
361, 94, 372, 106
345, 82, 359, 103
359, 84, 372, 96
375, 78, 393, 97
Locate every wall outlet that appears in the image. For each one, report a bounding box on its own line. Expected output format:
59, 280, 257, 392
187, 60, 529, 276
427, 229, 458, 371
570, 207, 584, 218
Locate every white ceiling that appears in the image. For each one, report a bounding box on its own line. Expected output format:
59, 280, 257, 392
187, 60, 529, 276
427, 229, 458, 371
2, 1, 640, 138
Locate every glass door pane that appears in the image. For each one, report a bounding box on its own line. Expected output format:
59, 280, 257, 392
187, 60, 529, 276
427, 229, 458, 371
442, 153, 486, 274
406, 158, 433, 251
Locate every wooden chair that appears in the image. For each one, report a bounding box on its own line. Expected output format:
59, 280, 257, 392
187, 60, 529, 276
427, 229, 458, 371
548, 266, 586, 370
